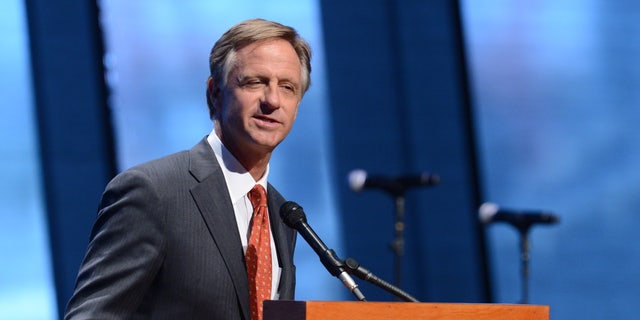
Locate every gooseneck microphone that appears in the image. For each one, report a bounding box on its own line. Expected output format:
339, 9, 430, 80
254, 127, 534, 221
348, 169, 440, 196
479, 202, 559, 231
279, 201, 366, 301
343, 258, 419, 302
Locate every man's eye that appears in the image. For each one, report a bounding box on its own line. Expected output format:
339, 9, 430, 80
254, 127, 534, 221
280, 83, 297, 93
243, 80, 263, 88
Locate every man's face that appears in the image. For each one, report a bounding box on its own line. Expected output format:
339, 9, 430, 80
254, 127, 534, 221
213, 39, 303, 160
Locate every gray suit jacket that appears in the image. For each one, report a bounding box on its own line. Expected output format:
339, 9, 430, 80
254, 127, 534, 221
65, 138, 297, 319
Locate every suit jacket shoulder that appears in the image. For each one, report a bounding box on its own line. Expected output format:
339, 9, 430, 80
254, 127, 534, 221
65, 137, 296, 320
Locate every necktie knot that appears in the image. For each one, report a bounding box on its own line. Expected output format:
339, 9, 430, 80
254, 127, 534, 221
248, 184, 268, 210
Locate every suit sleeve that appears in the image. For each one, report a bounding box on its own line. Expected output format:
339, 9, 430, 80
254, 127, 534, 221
64, 168, 166, 319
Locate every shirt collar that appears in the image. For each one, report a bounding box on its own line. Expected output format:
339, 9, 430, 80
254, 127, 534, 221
207, 129, 269, 203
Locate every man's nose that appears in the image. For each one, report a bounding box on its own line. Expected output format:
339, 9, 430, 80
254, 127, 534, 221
260, 84, 281, 111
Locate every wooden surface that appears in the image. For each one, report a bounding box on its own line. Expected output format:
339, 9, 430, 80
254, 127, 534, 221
264, 300, 550, 320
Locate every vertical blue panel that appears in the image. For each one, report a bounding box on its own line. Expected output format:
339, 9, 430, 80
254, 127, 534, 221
26, 0, 116, 316
320, 0, 490, 302
0, 0, 56, 319
99, 0, 345, 300
462, 1, 640, 319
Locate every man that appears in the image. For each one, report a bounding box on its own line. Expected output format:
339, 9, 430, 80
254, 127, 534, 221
65, 18, 312, 319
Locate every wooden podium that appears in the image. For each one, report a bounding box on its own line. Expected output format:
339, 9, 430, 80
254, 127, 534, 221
264, 300, 549, 320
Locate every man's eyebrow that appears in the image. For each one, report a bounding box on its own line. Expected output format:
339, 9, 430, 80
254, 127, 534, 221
233, 74, 255, 84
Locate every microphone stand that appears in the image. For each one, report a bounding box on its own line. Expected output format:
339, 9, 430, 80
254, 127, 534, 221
343, 257, 419, 302
350, 171, 440, 292
516, 225, 532, 304
487, 216, 558, 304
390, 194, 406, 290
481, 204, 559, 304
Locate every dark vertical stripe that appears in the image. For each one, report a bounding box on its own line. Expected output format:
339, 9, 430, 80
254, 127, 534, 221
25, 0, 117, 316
320, 0, 491, 302
450, 0, 493, 302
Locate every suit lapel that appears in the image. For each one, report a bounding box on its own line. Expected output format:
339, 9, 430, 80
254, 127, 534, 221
267, 185, 296, 299
188, 138, 250, 320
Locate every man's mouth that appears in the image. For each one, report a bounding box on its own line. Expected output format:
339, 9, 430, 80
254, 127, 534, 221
254, 115, 280, 125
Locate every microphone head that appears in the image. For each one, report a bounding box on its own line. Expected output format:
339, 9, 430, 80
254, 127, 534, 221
478, 202, 499, 223
347, 169, 367, 192
279, 201, 307, 228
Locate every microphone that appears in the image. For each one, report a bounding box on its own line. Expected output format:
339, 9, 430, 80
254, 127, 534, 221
279, 201, 366, 301
343, 257, 419, 302
478, 202, 559, 231
348, 169, 440, 196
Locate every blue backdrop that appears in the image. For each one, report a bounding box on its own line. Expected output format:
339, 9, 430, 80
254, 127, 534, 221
2, 1, 640, 319
463, 1, 640, 318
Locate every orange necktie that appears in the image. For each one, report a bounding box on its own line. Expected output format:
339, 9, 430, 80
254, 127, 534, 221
246, 184, 272, 320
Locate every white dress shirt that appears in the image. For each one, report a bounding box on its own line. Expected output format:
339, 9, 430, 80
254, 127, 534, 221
207, 130, 281, 299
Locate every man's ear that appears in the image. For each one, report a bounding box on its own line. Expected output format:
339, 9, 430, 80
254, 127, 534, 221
207, 77, 217, 104
207, 76, 221, 117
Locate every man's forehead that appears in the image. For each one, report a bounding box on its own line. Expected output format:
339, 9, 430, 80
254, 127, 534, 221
232, 41, 301, 75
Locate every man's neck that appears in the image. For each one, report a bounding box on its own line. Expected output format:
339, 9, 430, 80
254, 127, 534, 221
214, 126, 272, 181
